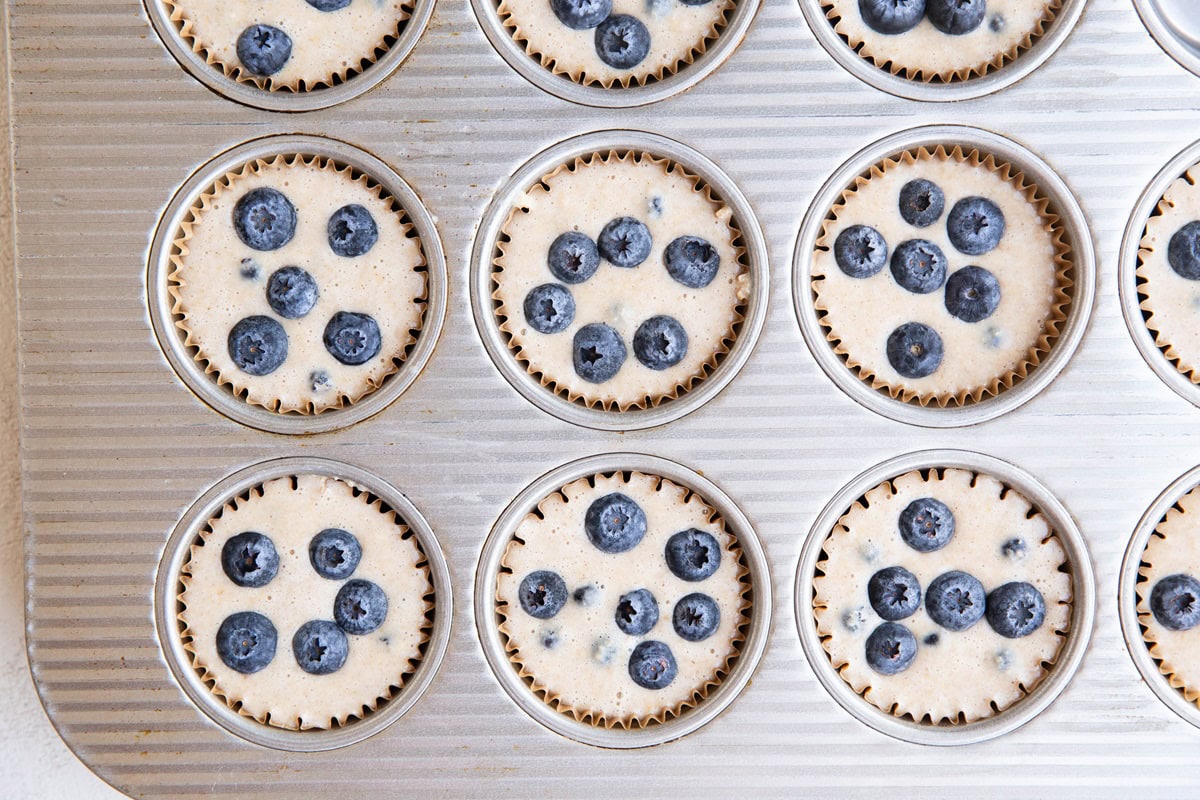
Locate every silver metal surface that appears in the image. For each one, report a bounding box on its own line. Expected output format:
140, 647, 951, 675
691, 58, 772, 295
1134, 0, 1200, 82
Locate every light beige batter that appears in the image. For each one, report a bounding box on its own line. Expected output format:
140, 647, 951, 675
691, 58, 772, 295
179, 474, 432, 730
813, 468, 1072, 724
813, 148, 1066, 405
165, 0, 413, 90
495, 471, 749, 728
494, 151, 749, 411
170, 155, 426, 414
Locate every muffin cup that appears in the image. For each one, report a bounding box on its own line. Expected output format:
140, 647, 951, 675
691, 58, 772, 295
1135, 0, 1200, 82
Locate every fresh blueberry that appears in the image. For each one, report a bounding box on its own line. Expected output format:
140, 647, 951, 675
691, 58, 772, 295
927, 0, 986, 34
947, 196, 1005, 256
986, 581, 1046, 638
240, 258, 260, 280
833, 225, 888, 279
266, 266, 319, 319
309, 528, 362, 580
664, 529, 721, 582
1150, 573, 1200, 631
572, 323, 626, 383
551, 0, 612, 29
333, 579, 389, 635
867, 566, 922, 621
890, 239, 947, 294
944, 265, 1001, 323
228, 316, 288, 376
327, 204, 379, 258
615, 588, 659, 636
584, 492, 647, 553
664, 235, 720, 288
633, 315, 688, 370
517, 570, 568, 619
672, 592, 720, 642
1168, 221, 1200, 280
898, 179, 945, 228
598, 216, 652, 267
523, 284, 575, 334
1001, 537, 1026, 560
323, 311, 382, 365
864, 622, 917, 675
292, 620, 349, 675
594, 15, 651, 70
677, 0, 713, 5
573, 584, 600, 607
548, 231, 601, 284
306, 0, 352, 10
236, 24, 293, 76
924, 633, 940, 646
886, 322, 943, 379
925, 571, 986, 632
233, 187, 296, 251
898, 497, 955, 552
216, 611, 277, 674
309, 370, 331, 391
858, 0, 925, 34
220, 531, 279, 588
628, 640, 677, 689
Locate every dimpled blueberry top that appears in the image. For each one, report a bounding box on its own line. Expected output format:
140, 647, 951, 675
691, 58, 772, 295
495, 471, 748, 726
813, 468, 1072, 724
179, 474, 431, 730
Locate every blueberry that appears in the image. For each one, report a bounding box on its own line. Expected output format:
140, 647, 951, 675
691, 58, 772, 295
1001, 537, 1026, 560
664, 528, 721, 582
1168, 221, 1200, 280
598, 216, 652, 267
216, 611, 277, 674
572, 323, 626, 383
858, 0, 925, 34
594, 15, 651, 70
233, 187, 296, 252
925, 571, 986, 632
517, 570, 568, 619
947, 196, 1005, 256
890, 239, 947, 294
986, 581, 1046, 638
864, 622, 917, 675
220, 531, 279, 588
551, 0, 612, 29
664, 235, 720, 288
548, 231, 601, 284
944, 265, 1001, 323
833, 225, 888, 279
648, 196, 664, 217
306, 0, 352, 9
672, 592, 720, 642
886, 322, 943, 379
677, 0, 713, 5
898, 497, 955, 552
842, 606, 867, 632
633, 315, 688, 370
292, 620, 349, 675
615, 588, 659, 636
573, 584, 600, 607
924, 633, 940, 646
327, 204, 379, 258
995, 649, 1013, 671
927, 0, 986, 34
989, 13, 1005, 32
309, 370, 331, 391
240, 258, 260, 280
228, 316, 288, 376
898, 179, 945, 228
523, 284, 575, 335
333, 579, 389, 635
1149, 573, 1200, 631
236, 24, 293, 76
542, 630, 560, 649
628, 640, 677, 689
266, 266, 319, 319
323, 311, 382, 365
592, 638, 616, 664
308, 528, 362, 580
867, 566, 922, 621
584, 492, 647, 553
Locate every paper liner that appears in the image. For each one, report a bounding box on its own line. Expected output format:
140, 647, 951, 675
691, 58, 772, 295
492, 149, 750, 413
820, 0, 1062, 84
812, 467, 1074, 726
494, 470, 753, 730
167, 153, 429, 415
176, 474, 437, 731
812, 144, 1075, 408
160, 0, 415, 93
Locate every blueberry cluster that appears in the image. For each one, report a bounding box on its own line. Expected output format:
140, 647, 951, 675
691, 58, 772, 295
513, 493, 725, 691
234, 0, 355, 78
549, 0, 714, 71
859, 0, 1002, 37
859, 496, 1048, 676
833, 178, 1006, 380
213, 527, 389, 676
226, 187, 384, 380
1150, 573, 1200, 631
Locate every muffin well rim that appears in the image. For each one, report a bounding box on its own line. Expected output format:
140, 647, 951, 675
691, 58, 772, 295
1134, 0, 1200, 83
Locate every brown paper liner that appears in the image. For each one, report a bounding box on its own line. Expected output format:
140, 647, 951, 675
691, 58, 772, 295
492, 149, 750, 413
821, 0, 1063, 84
494, 470, 753, 730
160, 0, 415, 92
812, 144, 1075, 408
812, 467, 1074, 726
167, 153, 429, 415
176, 474, 437, 731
